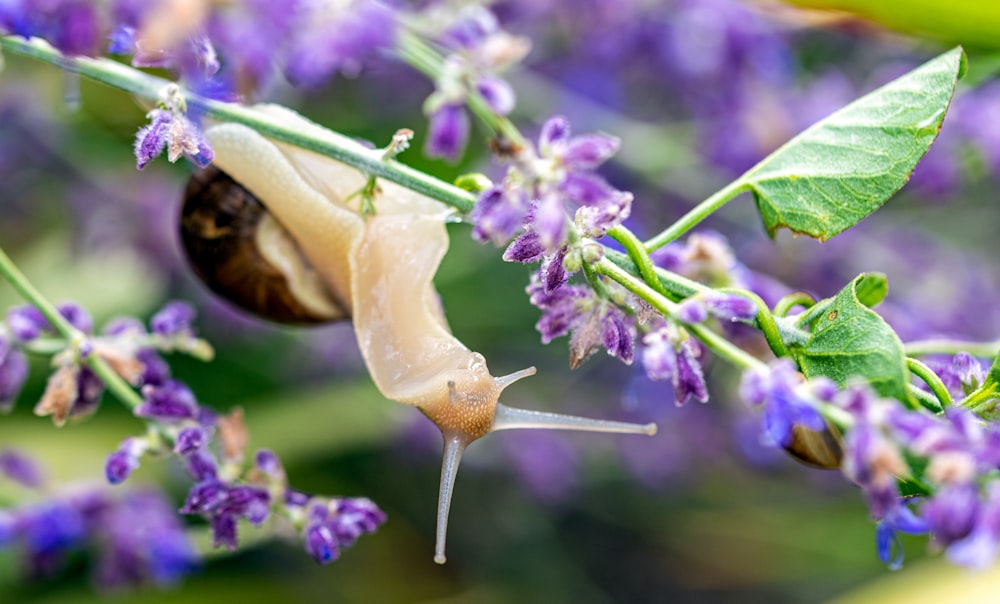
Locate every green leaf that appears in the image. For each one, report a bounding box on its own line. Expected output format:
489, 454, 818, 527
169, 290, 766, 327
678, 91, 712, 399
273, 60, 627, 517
739, 47, 965, 241
790, 274, 912, 402
785, 0, 1000, 51
854, 273, 888, 308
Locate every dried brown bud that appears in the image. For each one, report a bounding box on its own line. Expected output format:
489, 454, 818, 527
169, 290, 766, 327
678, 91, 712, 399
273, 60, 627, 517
217, 407, 248, 463
35, 365, 79, 427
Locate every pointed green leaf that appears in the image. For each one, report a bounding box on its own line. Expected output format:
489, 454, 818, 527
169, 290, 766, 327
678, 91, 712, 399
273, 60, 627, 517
739, 47, 965, 241
790, 274, 911, 402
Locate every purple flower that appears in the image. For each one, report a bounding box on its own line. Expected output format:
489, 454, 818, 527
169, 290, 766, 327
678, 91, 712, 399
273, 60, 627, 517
946, 483, 1000, 569
255, 449, 282, 477
674, 342, 709, 404
137, 348, 170, 386
923, 483, 980, 547
474, 186, 530, 246
19, 499, 88, 560
527, 276, 590, 344
0, 449, 45, 488
642, 329, 677, 382
283, 0, 397, 87
7, 305, 49, 341
134, 110, 172, 170
575, 190, 632, 237
184, 450, 219, 482
739, 360, 827, 447
677, 299, 709, 324
876, 503, 929, 570
107, 24, 136, 55
601, 307, 634, 364
136, 380, 199, 422
134, 107, 213, 170
211, 514, 238, 550
0, 336, 28, 411
441, 5, 498, 49
425, 103, 470, 162
540, 247, 569, 293
105, 437, 147, 485
642, 327, 708, 405
843, 421, 907, 519
532, 193, 570, 251
46, 0, 100, 57
503, 230, 546, 263
173, 427, 206, 455
150, 301, 196, 336
476, 75, 515, 115
702, 292, 757, 322
94, 489, 199, 588
302, 498, 385, 564
305, 523, 339, 564
180, 480, 227, 516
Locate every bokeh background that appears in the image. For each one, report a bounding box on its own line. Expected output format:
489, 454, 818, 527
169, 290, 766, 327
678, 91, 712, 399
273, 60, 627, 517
3, 1, 1000, 602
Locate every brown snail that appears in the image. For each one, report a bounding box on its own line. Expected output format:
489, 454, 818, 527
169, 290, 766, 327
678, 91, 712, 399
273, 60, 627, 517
180, 104, 656, 564
784, 423, 843, 470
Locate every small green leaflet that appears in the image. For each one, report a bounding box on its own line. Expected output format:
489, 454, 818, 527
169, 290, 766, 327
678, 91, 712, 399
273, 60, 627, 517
738, 47, 965, 241
962, 348, 1000, 414
790, 274, 912, 403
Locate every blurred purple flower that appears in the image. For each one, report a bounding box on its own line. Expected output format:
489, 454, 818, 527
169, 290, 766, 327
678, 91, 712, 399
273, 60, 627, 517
876, 503, 929, 570
0, 449, 45, 488
740, 360, 830, 447
302, 497, 386, 564
425, 103, 470, 162
7, 305, 49, 341
136, 379, 199, 422
0, 335, 28, 411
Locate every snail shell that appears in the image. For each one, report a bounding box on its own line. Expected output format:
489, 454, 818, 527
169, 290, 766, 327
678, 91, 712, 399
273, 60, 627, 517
180, 166, 346, 324
784, 423, 843, 470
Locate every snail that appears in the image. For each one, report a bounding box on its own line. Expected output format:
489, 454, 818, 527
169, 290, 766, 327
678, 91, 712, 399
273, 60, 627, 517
180, 104, 657, 564
784, 424, 842, 470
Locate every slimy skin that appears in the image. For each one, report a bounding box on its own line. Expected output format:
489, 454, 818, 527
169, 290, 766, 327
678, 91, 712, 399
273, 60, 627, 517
195, 105, 656, 563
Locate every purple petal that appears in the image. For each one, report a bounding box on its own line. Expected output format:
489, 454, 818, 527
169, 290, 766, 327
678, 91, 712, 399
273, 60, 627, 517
561, 133, 620, 170
558, 172, 615, 206
539, 115, 570, 154
503, 231, 546, 263
476, 75, 515, 115
425, 104, 469, 162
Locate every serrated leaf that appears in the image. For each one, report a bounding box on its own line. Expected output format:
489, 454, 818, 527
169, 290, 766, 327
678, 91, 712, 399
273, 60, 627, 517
739, 47, 964, 241
790, 274, 912, 402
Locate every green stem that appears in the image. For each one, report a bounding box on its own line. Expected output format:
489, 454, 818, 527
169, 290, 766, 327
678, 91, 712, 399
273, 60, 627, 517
603, 249, 706, 301
0, 35, 477, 214
904, 338, 1000, 358
643, 179, 749, 252
908, 384, 943, 414
906, 357, 953, 408
962, 386, 1000, 413
773, 292, 817, 317
594, 258, 765, 371
718, 287, 789, 358
606, 226, 667, 296
0, 244, 144, 409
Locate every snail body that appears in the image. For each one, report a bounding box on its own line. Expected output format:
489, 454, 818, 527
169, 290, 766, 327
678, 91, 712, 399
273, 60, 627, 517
182, 105, 656, 563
